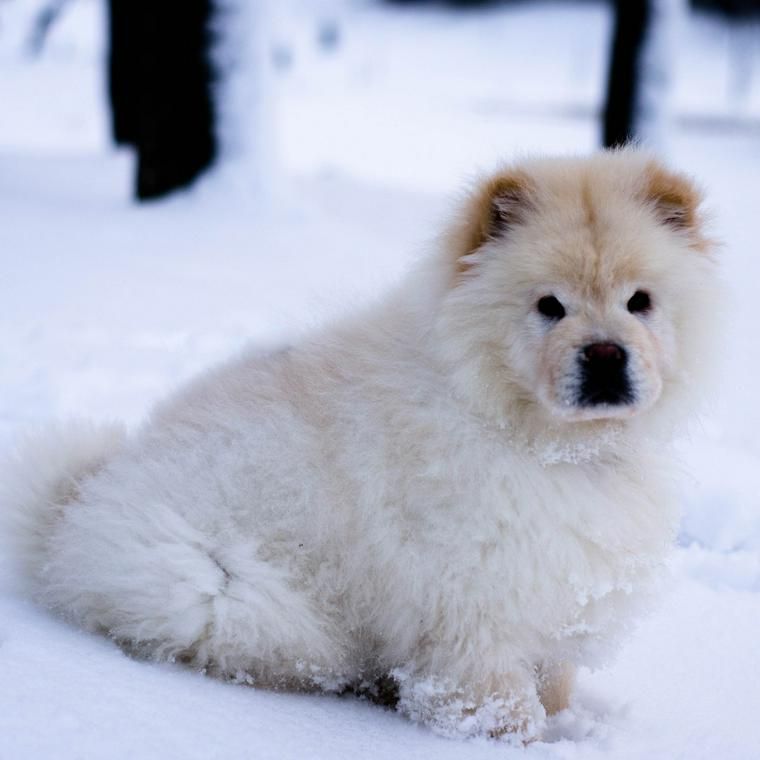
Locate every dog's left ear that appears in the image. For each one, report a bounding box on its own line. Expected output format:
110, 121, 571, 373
643, 162, 709, 251
448, 171, 533, 275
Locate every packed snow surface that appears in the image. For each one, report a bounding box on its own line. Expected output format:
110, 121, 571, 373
1, 1, 759, 758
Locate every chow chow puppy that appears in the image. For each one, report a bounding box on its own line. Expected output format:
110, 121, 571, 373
1, 150, 717, 741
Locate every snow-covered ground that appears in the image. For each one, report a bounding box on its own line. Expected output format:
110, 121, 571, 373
1, 1, 760, 758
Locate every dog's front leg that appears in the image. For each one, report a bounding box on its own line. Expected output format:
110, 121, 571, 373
537, 660, 576, 716
392, 665, 545, 741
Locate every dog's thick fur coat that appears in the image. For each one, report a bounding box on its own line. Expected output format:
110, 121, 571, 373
1, 151, 717, 741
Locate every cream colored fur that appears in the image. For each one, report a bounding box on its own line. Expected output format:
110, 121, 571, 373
0, 150, 718, 742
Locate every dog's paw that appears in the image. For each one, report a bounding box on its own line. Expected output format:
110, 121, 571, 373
392, 667, 546, 743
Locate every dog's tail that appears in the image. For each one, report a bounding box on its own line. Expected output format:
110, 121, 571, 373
0, 421, 127, 594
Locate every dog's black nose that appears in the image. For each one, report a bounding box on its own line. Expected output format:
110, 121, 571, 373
582, 342, 627, 365
578, 343, 633, 406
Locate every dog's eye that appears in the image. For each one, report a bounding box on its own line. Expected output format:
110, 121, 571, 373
537, 296, 566, 320
627, 290, 652, 314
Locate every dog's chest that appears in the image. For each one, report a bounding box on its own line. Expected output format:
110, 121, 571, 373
384, 444, 676, 650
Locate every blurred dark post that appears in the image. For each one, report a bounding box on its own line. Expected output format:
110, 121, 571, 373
602, 0, 651, 148
107, 0, 138, 146
107, 0, 218, 201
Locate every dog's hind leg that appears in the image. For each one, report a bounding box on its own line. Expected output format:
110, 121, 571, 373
40, 494, 345, 688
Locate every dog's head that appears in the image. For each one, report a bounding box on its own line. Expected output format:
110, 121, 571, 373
436, 151, 717, 432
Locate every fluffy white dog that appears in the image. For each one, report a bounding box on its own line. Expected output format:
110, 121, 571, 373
2, 150, 717, 741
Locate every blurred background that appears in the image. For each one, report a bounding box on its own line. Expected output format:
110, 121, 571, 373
2, 0, 760, 194
2, 0, 760, 540
2, 3, 760, 757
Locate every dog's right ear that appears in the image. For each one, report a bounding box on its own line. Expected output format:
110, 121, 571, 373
642, 161, 712, 253
447, 171, 533, 276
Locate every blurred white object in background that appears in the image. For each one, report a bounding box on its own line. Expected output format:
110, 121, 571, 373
727, 16, 759, 110
636, 0, 688, 152
213, 0, 277, 199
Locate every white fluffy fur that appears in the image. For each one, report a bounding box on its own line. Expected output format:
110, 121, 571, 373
0, 151, 718, 741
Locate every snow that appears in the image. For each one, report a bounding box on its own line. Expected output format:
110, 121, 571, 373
1, 1, 760, 758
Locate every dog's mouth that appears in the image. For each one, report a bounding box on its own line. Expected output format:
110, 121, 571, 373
539, 342, 651, 422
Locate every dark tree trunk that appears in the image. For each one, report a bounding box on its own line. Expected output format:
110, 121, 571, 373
107, 0, 139, 146
107, 0, 218, 201
602, 0, 651, 148
691, 0, 760, 17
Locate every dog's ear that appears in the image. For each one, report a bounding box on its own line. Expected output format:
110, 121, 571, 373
449, 171, 534, 275
487, 174, 532, 240
643, 162, 709, 251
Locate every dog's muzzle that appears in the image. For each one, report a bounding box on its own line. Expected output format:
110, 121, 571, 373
577, 342, 634, 407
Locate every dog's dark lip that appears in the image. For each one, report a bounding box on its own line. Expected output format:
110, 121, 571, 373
577, 388, 636, 407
